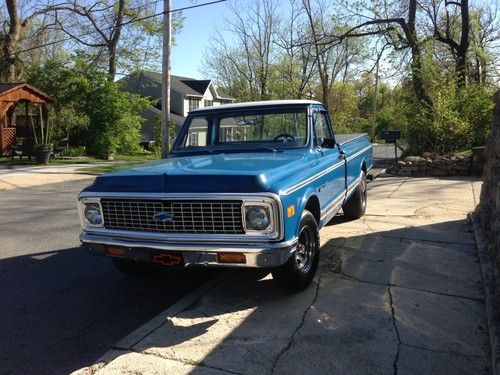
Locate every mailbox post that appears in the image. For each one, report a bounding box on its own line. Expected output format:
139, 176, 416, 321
380, 130, 402, 164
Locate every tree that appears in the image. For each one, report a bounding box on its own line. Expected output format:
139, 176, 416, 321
53, 0, 180, 81
332, 0, 433, 107
1, 0, 65, 81
422, 0, 470, 88
203, 0, 280, 101
26, 57, 150, 153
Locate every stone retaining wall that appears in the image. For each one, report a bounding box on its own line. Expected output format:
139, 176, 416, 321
478, 91, 500, 312
388, 154, 472, 177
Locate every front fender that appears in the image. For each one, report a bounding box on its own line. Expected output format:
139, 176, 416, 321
280, 186, 319, 241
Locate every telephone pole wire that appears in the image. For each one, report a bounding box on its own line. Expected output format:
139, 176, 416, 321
161, 0, 172, 158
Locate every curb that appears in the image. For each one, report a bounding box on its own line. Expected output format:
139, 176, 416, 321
75, 272, 227, 374
114, 272, 225, 350
469, 213, 500, 374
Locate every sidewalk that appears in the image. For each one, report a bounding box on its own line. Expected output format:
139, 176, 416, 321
0, 163, 101, 190
74, 176, 488, 375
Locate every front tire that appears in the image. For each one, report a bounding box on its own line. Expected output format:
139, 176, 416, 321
342, 171, 367, 219
272, 210, 319, 290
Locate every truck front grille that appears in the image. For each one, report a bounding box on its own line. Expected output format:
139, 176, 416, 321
100, 199, 244, 235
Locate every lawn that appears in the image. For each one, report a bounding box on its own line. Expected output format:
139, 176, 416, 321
0, 152, 159, 168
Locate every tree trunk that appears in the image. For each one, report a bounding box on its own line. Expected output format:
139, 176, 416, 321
456, 0, 470, 88
107, 0, 126, 81
407, 0, 432, 107
4, 0, 21, 81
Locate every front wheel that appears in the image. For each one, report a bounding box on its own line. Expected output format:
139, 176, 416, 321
342, 171, 367, 219
272, 210, 319, 290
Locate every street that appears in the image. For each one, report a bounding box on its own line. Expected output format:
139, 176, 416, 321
0, 178, 215, 375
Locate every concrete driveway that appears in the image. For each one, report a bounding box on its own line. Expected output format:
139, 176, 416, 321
74, 176, 489, 375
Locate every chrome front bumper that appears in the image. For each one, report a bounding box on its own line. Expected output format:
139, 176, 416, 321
80, 233, 297, 268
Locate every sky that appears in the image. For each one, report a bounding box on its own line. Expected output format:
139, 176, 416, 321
171, 0, 231, 79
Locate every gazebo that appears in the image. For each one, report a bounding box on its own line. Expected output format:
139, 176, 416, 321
0, 83, 53, 156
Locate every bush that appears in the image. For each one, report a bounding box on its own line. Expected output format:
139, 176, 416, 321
63, 146, 86, 157
401, 83, 494, 155
27, 57, 150, 155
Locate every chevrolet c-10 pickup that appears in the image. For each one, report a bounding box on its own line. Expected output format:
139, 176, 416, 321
78, 100, 373, 290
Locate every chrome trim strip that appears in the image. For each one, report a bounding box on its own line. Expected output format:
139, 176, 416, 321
81, 233, 297, 268
78, 192, 284, 242
345, 145, 372, 162
81, 233, 297, 252
346, 176, 361, 197
320, 193, 345, 222
281, 160, 344, 196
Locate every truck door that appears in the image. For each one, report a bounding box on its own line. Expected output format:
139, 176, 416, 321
311, 108, 346, 222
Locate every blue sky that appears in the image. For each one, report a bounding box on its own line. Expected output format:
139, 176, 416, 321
171, 0, 230, 79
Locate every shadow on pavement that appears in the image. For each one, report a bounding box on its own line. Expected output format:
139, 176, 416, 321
100, 219, 490, 375
0, 246, 217, 375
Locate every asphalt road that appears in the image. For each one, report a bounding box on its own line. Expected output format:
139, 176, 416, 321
372, 143, 402, 167
0, 178, 216, 375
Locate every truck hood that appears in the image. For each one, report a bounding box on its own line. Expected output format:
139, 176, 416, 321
85, 150, 316, 194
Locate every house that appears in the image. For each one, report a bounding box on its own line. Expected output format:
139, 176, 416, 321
118, 71, 235, 144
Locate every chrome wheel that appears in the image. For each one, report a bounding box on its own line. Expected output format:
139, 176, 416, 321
360, 173, 367, 210
295, 225, 316, 273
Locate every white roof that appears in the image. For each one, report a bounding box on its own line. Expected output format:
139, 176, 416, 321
189, 99, 323, 113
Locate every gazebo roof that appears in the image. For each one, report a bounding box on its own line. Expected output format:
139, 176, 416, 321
0, 83, 53, 103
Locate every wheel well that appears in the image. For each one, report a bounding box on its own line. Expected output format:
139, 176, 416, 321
361, 162, 367, 174
304, 195, 320, 224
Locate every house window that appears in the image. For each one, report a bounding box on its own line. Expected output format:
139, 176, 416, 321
204, 99, 213, 107
189, 98, 200, 111
184, 117, 208, 147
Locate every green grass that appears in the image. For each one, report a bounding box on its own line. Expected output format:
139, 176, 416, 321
76, 162, 148, 174
0, 152, 160, 167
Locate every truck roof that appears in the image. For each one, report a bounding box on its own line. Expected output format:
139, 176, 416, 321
189, 99, 323, 114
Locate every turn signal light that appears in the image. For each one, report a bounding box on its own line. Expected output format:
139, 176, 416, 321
106, 246, 125, 257
217, 252, 246, 264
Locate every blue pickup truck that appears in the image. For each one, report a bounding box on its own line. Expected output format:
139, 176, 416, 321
78, 100, 372, 290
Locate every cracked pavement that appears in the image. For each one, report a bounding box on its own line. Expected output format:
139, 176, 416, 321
73, 176, 489, 375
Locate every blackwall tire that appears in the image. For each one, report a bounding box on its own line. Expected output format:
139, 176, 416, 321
272, 210, 319, 290
342, 171, 367, 219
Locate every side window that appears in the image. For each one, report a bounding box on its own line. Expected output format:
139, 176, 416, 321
313, 111, 332, 146
184, 118, 208, 147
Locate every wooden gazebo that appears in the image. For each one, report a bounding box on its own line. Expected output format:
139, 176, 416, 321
0, 83, 53, 156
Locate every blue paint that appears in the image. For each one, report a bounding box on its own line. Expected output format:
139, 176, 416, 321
81, 101, 372, 248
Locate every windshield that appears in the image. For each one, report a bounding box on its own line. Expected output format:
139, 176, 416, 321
174, 108, 308, 151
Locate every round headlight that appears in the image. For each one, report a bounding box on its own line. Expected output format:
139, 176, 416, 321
84, 203, 103, 225
245, 206, 271, 231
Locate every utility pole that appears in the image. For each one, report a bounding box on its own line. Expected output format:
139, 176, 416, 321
161, 0, 171, 158
370, 53, 380, 143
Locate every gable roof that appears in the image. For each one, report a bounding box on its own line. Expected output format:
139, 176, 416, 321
0, 82, 53, 102
118, 71, 234, 100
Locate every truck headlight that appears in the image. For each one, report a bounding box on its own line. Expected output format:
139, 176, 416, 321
84, 203, 103, 225
245, 206, 271, 230
78, 198, 104, 228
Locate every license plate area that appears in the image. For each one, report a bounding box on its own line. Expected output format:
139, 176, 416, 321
150, 251, 184, 267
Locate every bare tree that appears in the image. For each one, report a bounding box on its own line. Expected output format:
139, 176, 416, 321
331, 0, 433, 107
1, 0, 65, 81
422, 0, 470, 87
204, 0, 279, 101
469, 5, 499, 84
274, 0, 316, 99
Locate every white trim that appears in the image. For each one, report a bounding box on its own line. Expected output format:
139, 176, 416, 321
345, 145, 372, 162
281, 160, 345, 196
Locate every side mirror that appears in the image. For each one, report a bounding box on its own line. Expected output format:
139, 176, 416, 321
321, 138, 335, 148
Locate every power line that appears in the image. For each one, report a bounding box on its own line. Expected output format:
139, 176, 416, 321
13, 0, 228, 56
